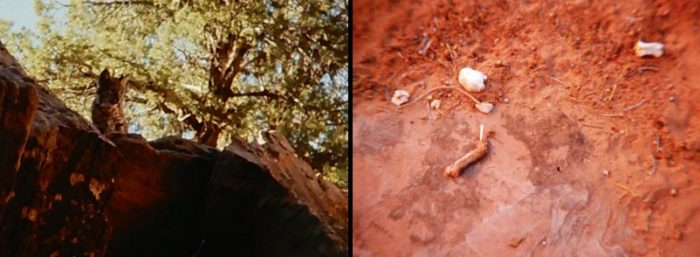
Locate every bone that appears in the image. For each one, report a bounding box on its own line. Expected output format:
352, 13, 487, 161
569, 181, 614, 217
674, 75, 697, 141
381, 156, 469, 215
391, 89, 410, 106
458, 67, 487, 92
634, 41, 664, 58
444, 124, 489, 178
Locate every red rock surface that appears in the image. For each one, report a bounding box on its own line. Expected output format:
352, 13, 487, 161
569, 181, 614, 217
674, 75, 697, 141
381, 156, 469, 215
353, 0, 700, 256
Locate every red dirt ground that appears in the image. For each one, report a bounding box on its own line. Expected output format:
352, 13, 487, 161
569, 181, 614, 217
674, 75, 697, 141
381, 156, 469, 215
352, 0, 700, 256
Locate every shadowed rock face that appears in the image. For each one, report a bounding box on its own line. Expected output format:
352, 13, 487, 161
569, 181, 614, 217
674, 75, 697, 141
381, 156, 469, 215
104, 134, 217, 257
0, 41, 348, 257
199, 133, 348, 257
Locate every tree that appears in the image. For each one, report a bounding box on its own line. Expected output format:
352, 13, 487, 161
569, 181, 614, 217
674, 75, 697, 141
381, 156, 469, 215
0, 0, 348, 187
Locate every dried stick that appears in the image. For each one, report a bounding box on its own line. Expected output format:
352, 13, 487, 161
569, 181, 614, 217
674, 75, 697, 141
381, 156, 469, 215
400, 86, 480, 108
625, 66, 659, 77
638, 66, 660, 73
605, 83, 617, 101
582, 123, 604, 129
426, 101, 432, 120
550, 76, 570, 87
625, 66, 660, 77
613, 181, 639, 197
480, 124, 484, 141
602, 113, 624, 117
623, 99, 647, 111
418, 38, 432, 55
444, 125, 489, 178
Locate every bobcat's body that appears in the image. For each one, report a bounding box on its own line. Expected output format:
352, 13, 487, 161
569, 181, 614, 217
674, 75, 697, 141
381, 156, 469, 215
91, 69, 128, 134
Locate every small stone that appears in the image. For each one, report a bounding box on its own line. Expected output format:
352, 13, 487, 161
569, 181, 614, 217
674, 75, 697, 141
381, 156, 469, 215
669, 96, 676, 102
670, 188, 678, 196
603, 169, 610, 176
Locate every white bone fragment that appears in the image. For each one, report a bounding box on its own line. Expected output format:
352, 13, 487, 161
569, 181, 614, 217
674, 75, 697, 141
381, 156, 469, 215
634, 40, 664, 58
458, 67, 487, 92
475, 102, 493, 113
391, 89, 410, 106
430, 99, 441, 110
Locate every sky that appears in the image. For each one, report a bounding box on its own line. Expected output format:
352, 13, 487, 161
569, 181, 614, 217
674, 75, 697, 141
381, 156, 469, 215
0, 0, 38, 30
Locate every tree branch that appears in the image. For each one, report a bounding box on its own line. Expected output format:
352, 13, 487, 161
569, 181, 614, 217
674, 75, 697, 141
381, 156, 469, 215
207, 32, 251, 101
82, 0, 156, 6
229, 89, 280, 99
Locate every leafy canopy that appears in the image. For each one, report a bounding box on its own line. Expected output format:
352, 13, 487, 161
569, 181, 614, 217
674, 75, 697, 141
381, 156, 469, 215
0, 0, 348, 187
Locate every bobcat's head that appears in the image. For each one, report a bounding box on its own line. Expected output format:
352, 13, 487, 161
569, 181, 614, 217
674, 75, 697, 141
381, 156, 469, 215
95, 69, 129, 107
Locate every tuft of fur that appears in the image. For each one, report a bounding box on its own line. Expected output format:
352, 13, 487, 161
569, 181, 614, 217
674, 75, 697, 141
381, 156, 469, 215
91, 69, 128, 134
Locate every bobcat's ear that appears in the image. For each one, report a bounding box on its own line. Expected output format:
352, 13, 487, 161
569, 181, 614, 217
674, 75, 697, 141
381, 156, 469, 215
99, 69, 111, 86
119, 75, 130, 86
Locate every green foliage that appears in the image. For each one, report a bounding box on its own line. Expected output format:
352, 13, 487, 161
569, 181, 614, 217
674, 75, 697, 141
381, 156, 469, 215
0, 0, 348, 187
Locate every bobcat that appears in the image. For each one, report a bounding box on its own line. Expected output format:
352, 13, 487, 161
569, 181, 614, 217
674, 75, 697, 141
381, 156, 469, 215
91, 69, 128, 134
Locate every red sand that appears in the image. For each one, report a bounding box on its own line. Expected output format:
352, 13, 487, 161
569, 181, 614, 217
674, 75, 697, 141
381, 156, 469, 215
352, 0, 700, 256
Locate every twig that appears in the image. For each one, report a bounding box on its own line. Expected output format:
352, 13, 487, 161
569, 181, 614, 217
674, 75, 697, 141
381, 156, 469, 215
582, 123, 604, 129
479, 124, 484, 142
623, 99, 646, 111
418, 38, 433, 55
602, 113, 624, 117
384, 70, 402, 101
384, 84, 391, 102
395, 70, 410, 87
550, 76, 570, 87
581, 90, 597, 99
655, 133, 662, 152
638, 66, 660, 73
605, 83, 617, 101
400, 86, 480, 108
432, 17, 440, 32
426, 101, 433, 120
568, 96, 581, 103
614, 181, 639, 197
445, 43, 457, 78
650, 153, 657, 175
446, 43, 456, 61
625, 66, 660, 77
